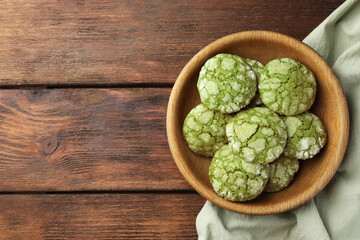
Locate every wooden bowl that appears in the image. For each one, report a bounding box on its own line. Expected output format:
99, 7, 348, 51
166, 31, 349, 215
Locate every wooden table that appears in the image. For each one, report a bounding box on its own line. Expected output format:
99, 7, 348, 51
0, 1, 344, 239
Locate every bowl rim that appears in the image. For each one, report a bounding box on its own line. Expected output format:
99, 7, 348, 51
166, 30, 349, 215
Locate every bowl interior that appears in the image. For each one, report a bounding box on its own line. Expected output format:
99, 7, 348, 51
167, 31, 349, 215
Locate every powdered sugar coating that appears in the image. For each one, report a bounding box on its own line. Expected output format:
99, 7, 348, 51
226, 107, 287, 164
209, 145, 270, 201
259, 58, 316, 115
282, 112, 327, 159
183, 104, 230, 157
264, 155, 299, 192
198, 53, 257, 113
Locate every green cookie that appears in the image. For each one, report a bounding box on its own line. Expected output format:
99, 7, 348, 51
282, 112, 327, 160
183, 104, 230, 157
259, 58, 317, 115
209, 145, 269, 201
197, 53, 257, 113
246, 58, 264, 107
246, 58, 264, 79
264, 155, 299, 192
226, 107, 288, 164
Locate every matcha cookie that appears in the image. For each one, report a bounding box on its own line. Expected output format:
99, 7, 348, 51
209, 145, 270, 201
197, 53, 257, 113
245, 58, 264, 79
226, 107, 288, 164
259, 58, 317, 115
183, 104, 230, 157
264, 155, 299, 192
283, 112, 327, 160
246, 58, 264, 107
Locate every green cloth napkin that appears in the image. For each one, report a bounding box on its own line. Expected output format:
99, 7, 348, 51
196, 0, 360, 239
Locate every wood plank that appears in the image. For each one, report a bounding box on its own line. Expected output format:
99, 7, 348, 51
0, 0, 343, 86
0, 193, 205, 239
0, 88, 193, 191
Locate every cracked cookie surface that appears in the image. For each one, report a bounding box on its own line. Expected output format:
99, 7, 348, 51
209, 145, 270, 201
197, 53, 257, 113
246, 58, 264, 107
246, 58, 264, 79
183, 104, 230, 157
226, 107, 287, 164
264, 155, 299, 192
283, 112, 327, 160
259, 58, 316, 115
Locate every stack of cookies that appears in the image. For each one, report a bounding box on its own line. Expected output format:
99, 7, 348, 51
182, 53, 327, 201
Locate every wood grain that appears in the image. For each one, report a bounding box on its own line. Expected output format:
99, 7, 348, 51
0, 193, 205, 239
0, 0, 343, 86
0, 1, 347, 238
0, 88, 193, 191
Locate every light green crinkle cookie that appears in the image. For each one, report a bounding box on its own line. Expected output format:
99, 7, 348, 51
264, 155, 299, 192
226, 107, 287, 164
246, 58, 264, 107
197, 53, 257, 113
183, 104, 230, 157
246, 58, 264, 79
259, 58, 317, 115
209, 145, 269, 201
282, 112, 327, 160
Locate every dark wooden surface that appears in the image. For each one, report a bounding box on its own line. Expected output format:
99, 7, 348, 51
0, 88, 191, 191
0, 0, 344, 239
0, 193, 204, 239
0, 0, 343, 86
